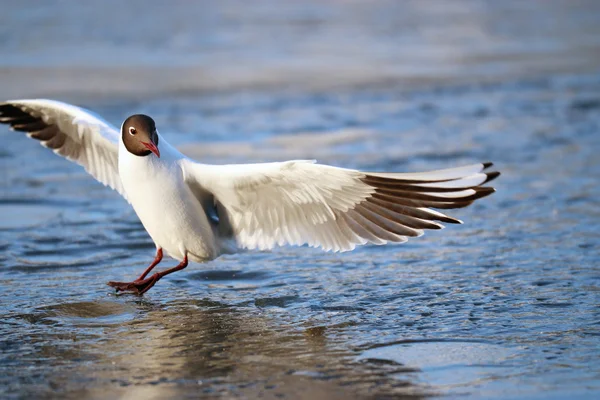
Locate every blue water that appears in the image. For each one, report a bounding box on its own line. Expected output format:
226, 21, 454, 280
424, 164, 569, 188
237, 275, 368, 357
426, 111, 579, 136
1, 1, 600, 399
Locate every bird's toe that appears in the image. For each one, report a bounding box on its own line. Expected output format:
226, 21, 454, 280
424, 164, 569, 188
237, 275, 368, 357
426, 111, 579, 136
107, 274, 159, 295
107, 280, 141, 294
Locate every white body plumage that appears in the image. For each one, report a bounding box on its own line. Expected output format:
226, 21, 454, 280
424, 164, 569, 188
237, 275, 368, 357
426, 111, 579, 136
118, 136, 218, 262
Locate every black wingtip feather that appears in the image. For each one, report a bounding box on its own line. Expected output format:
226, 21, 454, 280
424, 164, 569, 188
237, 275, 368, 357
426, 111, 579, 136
484, 171, 500, 184
0, 104, 28, 118
0, 104, 52, 138
483, 162, 493, 169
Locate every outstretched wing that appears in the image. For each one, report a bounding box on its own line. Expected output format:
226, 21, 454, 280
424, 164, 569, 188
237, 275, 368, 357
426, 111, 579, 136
0, 99, 125, 197
181, 159, 499, 252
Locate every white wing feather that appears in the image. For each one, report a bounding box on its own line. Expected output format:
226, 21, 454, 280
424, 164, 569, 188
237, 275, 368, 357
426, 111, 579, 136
0, 99, 125, 197
181, 159, 498, 253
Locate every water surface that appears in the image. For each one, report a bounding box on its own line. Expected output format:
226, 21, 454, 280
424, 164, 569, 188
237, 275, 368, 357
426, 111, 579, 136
1, 1, 600, 399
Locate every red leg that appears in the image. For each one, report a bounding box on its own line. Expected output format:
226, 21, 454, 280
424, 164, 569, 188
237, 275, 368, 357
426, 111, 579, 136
107, 248, 163, 292
137, 248, 163, 280
107, 254, 188, 295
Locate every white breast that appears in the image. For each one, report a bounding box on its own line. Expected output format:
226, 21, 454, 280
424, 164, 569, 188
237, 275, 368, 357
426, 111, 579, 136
118, 137, 217, 262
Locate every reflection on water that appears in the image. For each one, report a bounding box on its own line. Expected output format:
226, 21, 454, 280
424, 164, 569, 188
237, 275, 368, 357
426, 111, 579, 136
5, 299, 430, 399
1, 0, 600, 398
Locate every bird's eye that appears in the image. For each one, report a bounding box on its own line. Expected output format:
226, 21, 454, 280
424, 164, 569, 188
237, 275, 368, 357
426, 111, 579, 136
128, 127, 137, 135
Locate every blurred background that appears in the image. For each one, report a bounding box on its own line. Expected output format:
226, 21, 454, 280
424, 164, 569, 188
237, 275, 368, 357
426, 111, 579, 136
2, 0, 599, 99
1, 1, 599, 399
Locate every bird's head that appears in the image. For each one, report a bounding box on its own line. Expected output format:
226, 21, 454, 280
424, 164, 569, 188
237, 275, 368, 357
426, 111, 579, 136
121, 114, 160, 158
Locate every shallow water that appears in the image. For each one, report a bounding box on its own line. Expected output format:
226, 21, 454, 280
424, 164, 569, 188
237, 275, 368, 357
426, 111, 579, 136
1, 1, 600, 399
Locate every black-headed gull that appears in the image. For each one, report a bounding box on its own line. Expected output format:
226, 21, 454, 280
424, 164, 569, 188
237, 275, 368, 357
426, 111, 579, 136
0, 99, 500, 294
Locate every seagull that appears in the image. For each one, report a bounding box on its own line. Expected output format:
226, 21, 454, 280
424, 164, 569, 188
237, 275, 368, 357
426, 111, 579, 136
0, 99, 500, 295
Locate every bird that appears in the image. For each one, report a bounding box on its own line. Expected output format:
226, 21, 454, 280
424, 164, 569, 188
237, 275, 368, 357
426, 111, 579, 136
0, 99, 500, 295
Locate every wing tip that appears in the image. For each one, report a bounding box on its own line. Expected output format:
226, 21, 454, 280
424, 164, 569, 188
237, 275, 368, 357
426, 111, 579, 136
0, 101, 28, 113
447, 217, 463, 224
473, 186, 496, 200
484, 171, 500, 184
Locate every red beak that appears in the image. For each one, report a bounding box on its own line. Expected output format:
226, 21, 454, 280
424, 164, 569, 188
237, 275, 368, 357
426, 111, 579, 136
141, 141, 160, 158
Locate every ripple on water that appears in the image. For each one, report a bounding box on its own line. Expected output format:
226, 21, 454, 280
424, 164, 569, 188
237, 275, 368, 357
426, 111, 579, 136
32, 301, 138, 327
10, 251, 126, 272
0, 204, 61, 229
254, 295, 300, 308
358, 339, 522, 395
187, 269, 271, 282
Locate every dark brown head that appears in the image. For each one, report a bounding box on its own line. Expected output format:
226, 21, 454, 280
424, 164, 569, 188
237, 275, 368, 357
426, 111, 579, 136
121, 114, 160, 158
